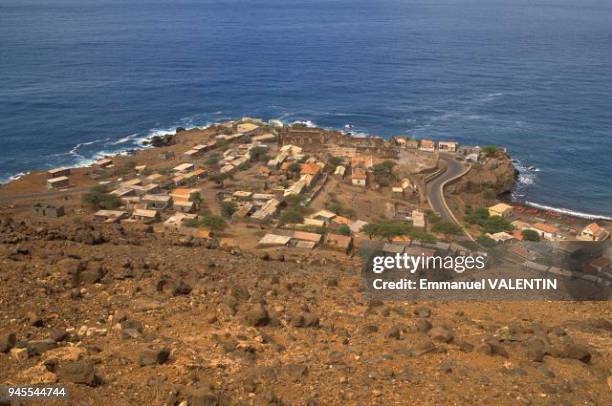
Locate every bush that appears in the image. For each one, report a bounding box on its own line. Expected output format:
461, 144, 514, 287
206, 154, 220, 165
200, 215, 227, 231
482, 145, 499, 156
82, 185, 121, 210
249, 146, 269, 162
336, 224, 351, 236
360, 219, 435, 242
522, 229, 541, 241
220, 201, 238, 218
477, 234, 496, 247
432, 221, 462, 236
279, 208, 304, 225
328, 156, 343, 167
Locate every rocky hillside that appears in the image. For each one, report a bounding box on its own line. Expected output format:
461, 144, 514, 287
0, 216, 610, 405
447, 151, 518, 196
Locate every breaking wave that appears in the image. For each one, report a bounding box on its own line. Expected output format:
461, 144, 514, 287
524, 201, 612, 221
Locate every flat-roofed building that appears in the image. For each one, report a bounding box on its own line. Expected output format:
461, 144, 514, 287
47, 176, 69, 189
94, 210, 127, 223
438, 141, 458, 152
578, 222, 610, 241
419, 139, 436, 152
173, 199, 195, 213
32, 203, 65, 217
488, 203, 513, 218
173, 163, 195, 173
412, 210, 426, 228
163, 212, 197, 231
142, 194, 172, 210
131, 208, 160, 223
257, 233, 292, 248
325, 233, 353, 253
47, 167, 70, 178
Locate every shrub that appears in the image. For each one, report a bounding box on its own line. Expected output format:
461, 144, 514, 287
336, 224, 351, 236
82, 185, 121, 210
522, 229, 541, 241
220, 201, 238, 218
432, 221, 462, 236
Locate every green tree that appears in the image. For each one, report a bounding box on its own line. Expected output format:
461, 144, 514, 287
220, 201, 238, 218
328, 156, 343, 167
249, 146, 269, 162
522, 229, 541, 241
432, 221, 462, 236
279, 208, 304, 225
206, 153, 220, 165
482, 145, 498, 156
200, 215, 227, 231
287, 162, 301, 174
82, 185, 121, 210
336, 224, 351, 236
477, 234, 496, 247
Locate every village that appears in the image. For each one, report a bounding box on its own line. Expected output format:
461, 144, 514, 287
3, 117, 610, 279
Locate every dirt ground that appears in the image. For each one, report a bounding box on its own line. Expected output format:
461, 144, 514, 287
0, 215, 610, 405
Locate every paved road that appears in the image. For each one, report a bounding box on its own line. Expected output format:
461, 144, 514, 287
425, 153, 470, 224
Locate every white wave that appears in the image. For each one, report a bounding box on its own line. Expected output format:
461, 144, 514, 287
111, 133, 140, 145
525, 201, 612, 221
290, 120, 316, 128
69, 139, 101, 156
0, 171, 30, 184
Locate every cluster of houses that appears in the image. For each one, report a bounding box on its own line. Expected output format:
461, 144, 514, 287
392, 136, 486, 163
484, 203, 610, 243
256, 209, 372, 254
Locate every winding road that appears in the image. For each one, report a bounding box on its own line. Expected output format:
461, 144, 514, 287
425, 153, 472, 238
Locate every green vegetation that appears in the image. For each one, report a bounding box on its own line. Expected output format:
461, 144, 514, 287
522, 229, 541, 241
431, 220, 463, 236
372, 160, 396, 185
335, 224, 351, 236
476, 234, 496, 247
425, 209, 442, 225
298, 155, 310, 163
279, 208, 304, 225
115, 160, 137, 176
279, 194, 307, 225
482, 145, 499, 156
220, 201, 238, 218
360, 219, 435, 242
287, 162, 301, 174
238, 162, 251, 171
185, 214, 227, 232
249, 146, 269, 162
325, 193, 355, 218
328, 156, 343, 167
466, 206, 514, 234
206, 153, 220, 165
82, 185, 121, 210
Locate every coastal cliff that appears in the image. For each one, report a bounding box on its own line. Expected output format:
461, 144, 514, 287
447, 150, 518, 197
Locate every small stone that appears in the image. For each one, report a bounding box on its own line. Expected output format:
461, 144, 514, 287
525, 338, 547, 362
57, 360, 96, 385
139, 348, 171, 366
414, 307, 431, 318
244, 304, 269, 327
28, 312, 44, 327
412, 339, 436, 356
172, 281, 192, 296
27, 339, 58, 356
387, 326, 401, 340
10, 347, 29, 362
416, 319, 432, 332
428, 326, 454, 343
0, 332, 16, 352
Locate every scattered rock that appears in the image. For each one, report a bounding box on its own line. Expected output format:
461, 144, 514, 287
56, 359, 96, 385
10, 347, 29, 362
428, 326, 454, 343
414, 307, 431, 318
139, 348, 171, 366
0, 332, 16, 352
244, 304, 270, 327
27, 339, 58, 356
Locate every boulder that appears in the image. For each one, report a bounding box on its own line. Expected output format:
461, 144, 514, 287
0, 332, 16, 352
57, 359, 96, 385
139, 348, 171, 366
244, 304, 269, 327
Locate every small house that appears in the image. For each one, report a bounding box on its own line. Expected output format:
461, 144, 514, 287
438, 141, 458, 153
412, 210, 426, 228
578, 223, 610, 241
257, 233, 292, 248
311, 210, 337, 225
173, 163, 194, 173
131, 208, 160, 223
94, 210, 127, 223
533, 223, 561, 241
334, 165, 346, 178
174, 199, 195, 213
351, 167, 367, 187
94, 158, 113, 168
47, 167, 70, 178
419, 139, 436, 152
163, 213, 197, 231
488, 203, 513, 218
325, 233, 353, 253
47, 176, 69, 190
32, 203, 65, 217
142, 194, 172, 210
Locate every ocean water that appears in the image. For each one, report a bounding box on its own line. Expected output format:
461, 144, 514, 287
1, 0, 611, 218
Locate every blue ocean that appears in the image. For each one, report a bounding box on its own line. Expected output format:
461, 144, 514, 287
1, 0, 611, 217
